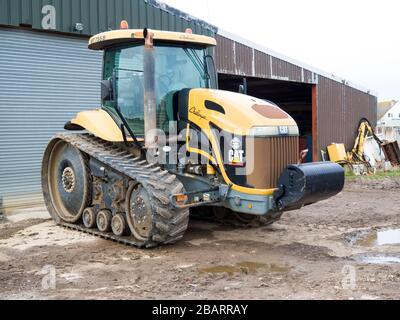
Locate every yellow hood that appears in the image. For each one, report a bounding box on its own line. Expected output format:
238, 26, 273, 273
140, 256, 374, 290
187, 89, 298, 135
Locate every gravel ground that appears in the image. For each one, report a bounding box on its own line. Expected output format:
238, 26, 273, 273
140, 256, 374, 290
0, 177, 399, 300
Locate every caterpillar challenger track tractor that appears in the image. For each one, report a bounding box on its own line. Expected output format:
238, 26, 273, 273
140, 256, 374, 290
42, 25, 345, 248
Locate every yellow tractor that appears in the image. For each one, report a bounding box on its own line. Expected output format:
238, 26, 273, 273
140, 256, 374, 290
42, 25, 345, 247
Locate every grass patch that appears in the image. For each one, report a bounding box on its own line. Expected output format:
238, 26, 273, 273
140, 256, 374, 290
345, 168, 400, 180
345, 171, 358, 180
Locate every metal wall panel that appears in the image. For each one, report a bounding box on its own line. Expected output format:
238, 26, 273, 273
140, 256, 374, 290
0, 28, 102, 209
215, 35, 235, 75
270, 57, 302, 82
254, 49, 271, 78
317, 76, 377, 153
303, 69, 314, 83
216, 34, 308, 83
0, 0, 216, 36
234, 42, 253, 76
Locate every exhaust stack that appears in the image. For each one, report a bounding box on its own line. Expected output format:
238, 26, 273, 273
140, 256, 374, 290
143, 28, 157, 149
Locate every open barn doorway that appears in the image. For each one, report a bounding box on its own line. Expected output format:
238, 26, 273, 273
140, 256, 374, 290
218, 74, 315, 162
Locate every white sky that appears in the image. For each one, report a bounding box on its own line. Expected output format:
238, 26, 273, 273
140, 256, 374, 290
162, 0, 400, 101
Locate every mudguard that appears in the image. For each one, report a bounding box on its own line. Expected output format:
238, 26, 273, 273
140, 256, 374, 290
64, 109, 134, 142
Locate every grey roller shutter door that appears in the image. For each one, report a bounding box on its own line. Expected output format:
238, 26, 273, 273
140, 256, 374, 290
0, 28, 103, 211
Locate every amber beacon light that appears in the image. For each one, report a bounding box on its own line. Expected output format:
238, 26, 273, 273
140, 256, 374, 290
120, 20, 129, 29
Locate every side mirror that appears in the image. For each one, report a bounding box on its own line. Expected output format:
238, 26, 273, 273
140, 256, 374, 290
101, 79, 113, 101
239, 78, 247, 94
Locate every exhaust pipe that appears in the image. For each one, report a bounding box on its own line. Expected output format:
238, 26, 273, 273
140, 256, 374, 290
143, 28, 157, 149
274, 162, 345, 211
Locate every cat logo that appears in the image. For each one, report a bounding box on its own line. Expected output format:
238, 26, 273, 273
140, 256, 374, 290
229, 137, 244, 165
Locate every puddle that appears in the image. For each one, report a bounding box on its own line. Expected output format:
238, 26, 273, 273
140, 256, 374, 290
355, 229, 400, 247
346, 228, 400, 247
199, 261, 291, 275
199, 265, 238, 275
236, 261, 268, 273
353, 255, 400, 265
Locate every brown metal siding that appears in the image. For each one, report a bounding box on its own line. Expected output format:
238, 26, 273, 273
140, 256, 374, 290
317, 76, 377, 154
270, 58, 302, 82
235, 42, 253, 76
216, 35, 252, 76
216, 34, 304, 83
254, 49, 271, 78
215, 35, 236, 74
303, 69, 314, 83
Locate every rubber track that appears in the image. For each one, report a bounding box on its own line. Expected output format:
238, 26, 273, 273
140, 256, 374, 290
61, 222, 144, 247
53, 133, 189, 248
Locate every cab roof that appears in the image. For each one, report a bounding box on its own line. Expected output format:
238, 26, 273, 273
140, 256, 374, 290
88, 29, 217, 50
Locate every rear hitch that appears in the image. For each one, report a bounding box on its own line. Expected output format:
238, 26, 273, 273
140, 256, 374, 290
274, 162, 345, 212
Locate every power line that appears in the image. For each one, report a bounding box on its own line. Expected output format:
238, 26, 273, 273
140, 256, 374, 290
206, 0, 211, 23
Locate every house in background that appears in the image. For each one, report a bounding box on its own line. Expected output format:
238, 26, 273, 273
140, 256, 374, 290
377, 100, 400, 142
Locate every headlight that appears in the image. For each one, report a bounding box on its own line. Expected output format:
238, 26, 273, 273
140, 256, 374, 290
249, 126, 299, 137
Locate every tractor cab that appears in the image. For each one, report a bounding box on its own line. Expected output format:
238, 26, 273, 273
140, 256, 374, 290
89, 26, 217, 138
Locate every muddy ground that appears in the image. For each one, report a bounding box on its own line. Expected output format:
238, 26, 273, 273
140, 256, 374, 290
0, 177, 399, 300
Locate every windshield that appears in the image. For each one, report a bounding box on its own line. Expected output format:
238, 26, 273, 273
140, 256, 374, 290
156, 45, 208, 95
103, 44, 210, 136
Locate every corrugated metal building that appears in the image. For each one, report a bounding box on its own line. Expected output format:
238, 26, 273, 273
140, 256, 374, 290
215, 30, 377, 162
0, 0, 377, 211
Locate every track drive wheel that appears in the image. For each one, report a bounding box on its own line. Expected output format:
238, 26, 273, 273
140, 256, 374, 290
42, 139, 92, 224
125, 181, 189, 247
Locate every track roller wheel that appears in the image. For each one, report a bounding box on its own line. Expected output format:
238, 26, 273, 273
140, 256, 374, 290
97, 209, 112, 232
111, 213, 128, 237
82, 207, 96, 229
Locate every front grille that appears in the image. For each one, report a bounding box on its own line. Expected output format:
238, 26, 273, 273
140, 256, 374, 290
245, 136, 299, 189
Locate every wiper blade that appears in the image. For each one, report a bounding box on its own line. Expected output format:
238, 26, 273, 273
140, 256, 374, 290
190, 48, 211, 83
183, 48, 207, 80
190, 49, 204, 69
117, 67, 144, 73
